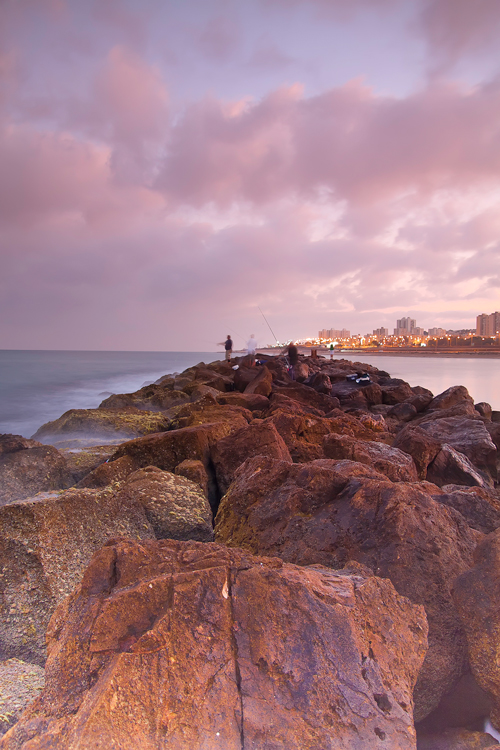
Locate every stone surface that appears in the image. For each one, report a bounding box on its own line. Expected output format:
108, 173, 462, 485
417, 418, 497, 481
393, 424, 443, 479
0, 659, 44, 737
427, 445, 494, 489
0, 486, 154, 664
216, 392, 270, 412
99, 385, 190, 412
215, 455, 480, 721
454, 530, 500, 731
60, 444, 120, 483
323, 433, 418, 482
243, 365, 273, 396
75, 454, 138, 489
0, 443, 72, 506
169, 403, 252, 431
476, 403, 493, 420
1, 539, 427, 750
32, 408, 169, 444
212, 421, 292, 494
114, 466, 213, 542
417, 728, 500, 749
272, 382, 342, 414
427, 386, 474, 412
432, 486, 500, 534
174, 459, 209, 497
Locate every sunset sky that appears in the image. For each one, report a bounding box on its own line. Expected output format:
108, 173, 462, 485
1, 0, 500, 351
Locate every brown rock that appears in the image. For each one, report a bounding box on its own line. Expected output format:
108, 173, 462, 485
99, 384, 190, 411
476, 403, 493, 420
428, 386, 474, 412
2, 539, 427, 750
304, 371, 333, 394
323, 433, 418, 482
212, 421, 292, 494
32, 408, 170, 444
273, 382, 351, 414
432, 485, 500, 534
0, 435, 42, 456
293, 361, 309, 381
60, 444, 120, 483
417, 728, 500, 749
215, 455, 480, 721
114, 466, 213, 542
393, 424, 443, 479
454, 529, 500, 730
174, 458, 209, 497
380, 379, 415, 405
75, 454, 137, 488
169, 403, 252, 431
0, 486, 154, 664
388, 402, 418, 422
233, 364, 260, 392
243, 365, 273, 396
216, 392, 270, 412
427, 445, 494, 489
417, 418, 497, 481
0, 443, 72, 506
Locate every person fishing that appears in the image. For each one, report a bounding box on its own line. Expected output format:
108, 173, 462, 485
246, 334, 257, 366
281, 341, 299, 380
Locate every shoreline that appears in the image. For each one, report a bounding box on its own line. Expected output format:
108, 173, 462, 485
258, 348, 500, 359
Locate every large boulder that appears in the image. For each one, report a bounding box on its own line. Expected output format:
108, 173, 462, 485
1, 539, 428, 750
0, 468, 213, 665
418, 418, 497, 481
272, 382, 342, 414
0, 659, 45, 737
211, 421, 292, 494
427, 386, 474, 412
215, 456, 480, 721
216, 392, 270, 412
169, 403, 252, 431
99, 384, 190, 411
0, 436, 72, 506
426, 445, 495, 489
432, 485, 500, 534
323, 433, 418, 482
32, 408, 170, 445
243, 365, 273, 396
454, 529, 500, 731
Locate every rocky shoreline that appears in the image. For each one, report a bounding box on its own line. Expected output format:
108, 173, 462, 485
1, 352, 500, 749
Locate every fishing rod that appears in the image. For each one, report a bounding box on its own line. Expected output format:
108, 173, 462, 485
258, 307, 279, 344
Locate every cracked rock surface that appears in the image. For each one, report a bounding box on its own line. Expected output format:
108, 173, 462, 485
1, 538, 427, 750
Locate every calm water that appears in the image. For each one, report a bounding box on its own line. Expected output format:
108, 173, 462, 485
0, 350, 498, 439
0, 351, 223, 438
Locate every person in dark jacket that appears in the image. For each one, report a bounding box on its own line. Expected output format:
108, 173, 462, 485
281, 341, 299, 379
218, 335, 233, 362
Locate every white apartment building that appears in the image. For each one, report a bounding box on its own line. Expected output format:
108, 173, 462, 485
477, 312, 500, 336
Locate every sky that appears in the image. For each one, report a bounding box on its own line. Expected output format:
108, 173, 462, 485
1, 0, 500, 351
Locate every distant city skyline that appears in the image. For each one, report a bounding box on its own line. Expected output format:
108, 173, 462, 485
2, 1, 500, 351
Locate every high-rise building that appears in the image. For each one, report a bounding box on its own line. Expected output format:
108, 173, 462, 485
372, 327, 388, 337
394, 317, 417, 336
428, 327, 447, 337
476, 312, 500, 336
318, 328, 350, 339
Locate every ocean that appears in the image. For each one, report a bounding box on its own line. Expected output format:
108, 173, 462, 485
0, 350, 498, 439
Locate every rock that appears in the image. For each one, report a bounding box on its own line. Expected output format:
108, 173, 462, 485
243, 365, 273, 396
379, 379, 415, 405
293, 361, 309, 381
432, 485, 500, 533
169, 403, 252, 431
393, 424, 443, 479
212, 421, 292, 494
174, 459, 209, 497
417, 418, 497, 481
476, 403, 493, 420
215, 455, 480, 721
0, 658, 45, 737
427, 445, 494, 489
32, 408, 170, 444
74, 454, 137, 489
99, 385, 190, 411
60, 444, 120, 483
114, 467, 213, 542
0, 435, 42, 456
0, 486, 155, 664
388, 402, 418, 422
417, 728, 500, 749
454, 529, 500, 730
268, 392, 326, 417
233, 365, 260, 392
410, 387, 434, 412
416, 670, 494, 736
216, 392, 270, 412
330, 381, 369, 409
1, 539, 427, 750
272, 382, 342, 415
323, 433, 418, 482
304, 371, 333, 394
0, 442, 72, 506
427, 386, 474, 412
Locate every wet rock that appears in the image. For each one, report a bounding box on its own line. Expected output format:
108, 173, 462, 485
212, 421, 292, 494
0, 441, 72, 506
215, 455, 480, 721
323, 434, 418, 482
60, 444, 120, 483
32, 408, 169, 444
74, 454, 137, 489
1, 539, 427, 750
99, 385, 190, 412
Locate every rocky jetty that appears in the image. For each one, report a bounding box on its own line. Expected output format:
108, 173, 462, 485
1, 352, 500, 749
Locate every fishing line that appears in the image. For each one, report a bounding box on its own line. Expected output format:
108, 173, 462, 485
258, 307, 279, 344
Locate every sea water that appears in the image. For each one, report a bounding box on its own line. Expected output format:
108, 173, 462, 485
0, 350, 498, 440
0, 350, 224, 439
